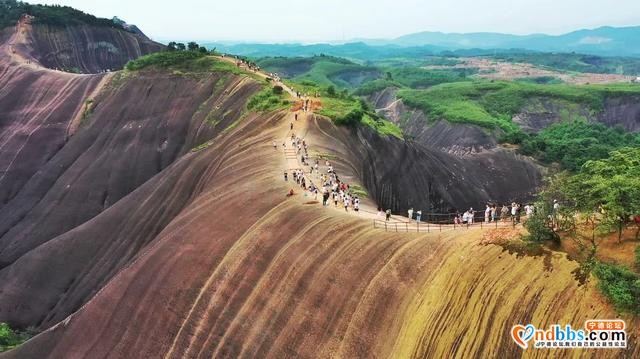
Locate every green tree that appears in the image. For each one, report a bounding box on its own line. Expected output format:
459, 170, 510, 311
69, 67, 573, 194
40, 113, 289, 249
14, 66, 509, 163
525, 173, 576, 243
564, 147, 640, 242
187, 42, 199, 51
326, 85, 336, 97
167, 42, 177, 51
198, 46, 208, 54
176, 43, 186, 51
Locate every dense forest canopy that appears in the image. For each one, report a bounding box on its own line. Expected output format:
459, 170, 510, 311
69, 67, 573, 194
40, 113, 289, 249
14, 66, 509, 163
0, 0, 125, 30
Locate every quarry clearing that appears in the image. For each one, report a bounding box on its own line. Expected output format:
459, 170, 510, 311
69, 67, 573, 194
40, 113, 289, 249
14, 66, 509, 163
425, 57, 635, 84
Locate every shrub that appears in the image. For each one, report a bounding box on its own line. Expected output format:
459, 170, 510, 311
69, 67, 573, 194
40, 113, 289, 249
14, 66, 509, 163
523, 207, 560, 243
334, 109, 363, 127
125, 51, 206, 71
0, 323, 16, 347
272, 85, 284, 95
593, 262, 640, 314
349, 184, 368, 198
247, 87, 289, 112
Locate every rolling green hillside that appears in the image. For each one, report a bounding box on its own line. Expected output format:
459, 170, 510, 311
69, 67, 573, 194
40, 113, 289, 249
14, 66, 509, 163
397, 81, 640, 132
257, 55, 382, 88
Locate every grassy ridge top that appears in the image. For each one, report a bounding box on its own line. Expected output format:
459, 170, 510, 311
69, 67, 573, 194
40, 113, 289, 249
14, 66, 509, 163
125, 51, 253, 77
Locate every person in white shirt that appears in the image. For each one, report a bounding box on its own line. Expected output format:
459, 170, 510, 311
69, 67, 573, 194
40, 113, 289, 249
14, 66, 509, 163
462, 211, 469, 224
408, 208, 414, 221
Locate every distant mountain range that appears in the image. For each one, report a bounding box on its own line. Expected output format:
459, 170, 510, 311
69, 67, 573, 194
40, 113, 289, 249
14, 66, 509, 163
388, 26, 640, 56
206, 26, 640, 59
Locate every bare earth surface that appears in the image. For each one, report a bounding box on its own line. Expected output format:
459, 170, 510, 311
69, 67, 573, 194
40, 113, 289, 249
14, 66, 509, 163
425, 57, 635, 85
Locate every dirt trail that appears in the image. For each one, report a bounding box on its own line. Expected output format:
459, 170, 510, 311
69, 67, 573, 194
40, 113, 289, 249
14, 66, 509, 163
4, 16, 45, 72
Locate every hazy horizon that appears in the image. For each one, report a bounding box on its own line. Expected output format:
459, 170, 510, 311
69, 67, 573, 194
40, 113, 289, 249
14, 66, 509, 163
38, 0, 640, 43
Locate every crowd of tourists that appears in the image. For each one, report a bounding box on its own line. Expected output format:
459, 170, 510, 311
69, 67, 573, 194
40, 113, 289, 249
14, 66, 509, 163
279, 122, 539, 226
232, 56, 262, 73
276, 107, 542, 228
279, 119, 362, 213
449, 202, 536, 225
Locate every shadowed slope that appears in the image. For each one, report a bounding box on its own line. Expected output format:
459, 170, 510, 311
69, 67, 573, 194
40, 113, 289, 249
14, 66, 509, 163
0, 69, 261, 328
305, 115, 540, 213
0, 50, 105, 208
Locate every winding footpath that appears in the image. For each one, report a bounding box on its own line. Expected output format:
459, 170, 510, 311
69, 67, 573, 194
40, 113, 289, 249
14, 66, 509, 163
219, 55, 521, 233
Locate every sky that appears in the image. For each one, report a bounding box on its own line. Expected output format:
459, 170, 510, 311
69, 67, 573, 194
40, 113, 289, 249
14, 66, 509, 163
38, 0, 640, 43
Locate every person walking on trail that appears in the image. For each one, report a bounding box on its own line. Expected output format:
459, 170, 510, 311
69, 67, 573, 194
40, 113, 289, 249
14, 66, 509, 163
385, 209, 392, 221
344, 196, 349, 211
295, 113, 298, 121
468, 208, 475, 224
408, 208, 414, 221
416, 210, 422, 223
526, 204, 534, 217
501, 204, 509, 222
273, 141, 277, 149
511, 202, 517, 222
354, 197, 360, 214
322, 188, 330, 206
284, 171, 288, 181
484, 205, 491, 223
491, 205, 497, 222
290, 123, 294, 130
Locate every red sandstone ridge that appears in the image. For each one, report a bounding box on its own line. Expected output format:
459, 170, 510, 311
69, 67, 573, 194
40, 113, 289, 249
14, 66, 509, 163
4, 14, 163, 74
